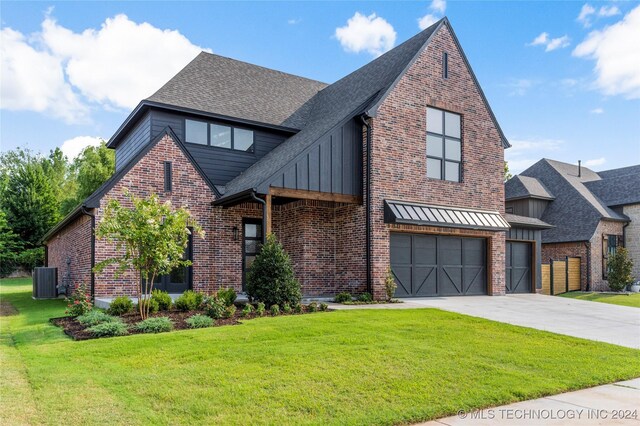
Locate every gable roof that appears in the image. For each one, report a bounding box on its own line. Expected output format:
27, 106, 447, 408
585, 164, 640, 207
147, 52, 328, 127
505, 175, 554, 200
519, 159, 627, 243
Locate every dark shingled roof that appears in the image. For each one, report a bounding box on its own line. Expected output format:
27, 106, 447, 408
504, 213, 553, 229
147, 53, 328, 127
585, 164, 640, 207
505, 175, 554, 200
519, 159, 628, 243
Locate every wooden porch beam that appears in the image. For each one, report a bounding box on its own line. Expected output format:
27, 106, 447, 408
268, 187, 362, 205
265, 193, 272, 236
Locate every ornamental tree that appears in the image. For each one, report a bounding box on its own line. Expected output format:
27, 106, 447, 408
607, 247, 634, 292
94, 190, 204, 318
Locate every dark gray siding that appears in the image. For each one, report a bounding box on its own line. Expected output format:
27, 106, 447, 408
506, 199, 549, 219
114, 111, 151, 171
259, 118, 362, 196
507, 227, 543, 289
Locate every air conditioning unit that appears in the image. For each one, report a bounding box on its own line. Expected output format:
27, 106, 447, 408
33, 267, 58, 299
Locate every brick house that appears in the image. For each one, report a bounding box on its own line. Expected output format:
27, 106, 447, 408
505, 160, 640, 291
43, 18, 513, 300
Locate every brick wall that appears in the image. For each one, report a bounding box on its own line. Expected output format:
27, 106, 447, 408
623, 204, 640, 281
46, 214, 92, 294
369, 24, 506, 298
541, 242, 589, 290
590, 219, 625, 291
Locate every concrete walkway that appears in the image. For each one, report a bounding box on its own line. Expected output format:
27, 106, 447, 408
418, 378, 640, 425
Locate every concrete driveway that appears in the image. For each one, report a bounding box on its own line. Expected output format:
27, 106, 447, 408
405, 294, 640, 349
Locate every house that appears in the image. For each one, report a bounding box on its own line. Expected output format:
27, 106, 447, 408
43, 18, 512, 300
505, 159, 640, 291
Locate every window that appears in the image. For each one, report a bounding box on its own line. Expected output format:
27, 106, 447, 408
242, 219, 262, 289
442, 52, 448, 79
426, 107, 461, 182
185, 119, 254, 152
164, 161, 172, 192
602, 234, 622, 279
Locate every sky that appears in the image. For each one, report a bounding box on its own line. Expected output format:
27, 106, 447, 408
1, 1, 639, 174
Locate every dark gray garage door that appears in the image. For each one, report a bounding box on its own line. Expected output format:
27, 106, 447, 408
390, 234, 487, 297
505, 241, 532, 294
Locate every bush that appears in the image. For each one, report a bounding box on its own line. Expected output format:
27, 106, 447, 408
358, 292, 373, 303
186, 314, 214, 329
608, 247, 634, 292
384, 266, 397, 301
65, 283, 92, 316
282, 303, 292, 314
151, 290, 172, 311
174, 290, 204, 311
203, 296, 226, 319
293, 303, 303, 314
16, 247, 44, 271
217, 288, 237, 307
241, 303, 254, 317
135, 317, 174, 333
77, 310, 120, 327
319, 303, 328, 312
246, 234, 302, 307
270, 304, 280, 316
307, 302, 318, 312
256, 302, 266, 316
107, 296, 134, 316
223, 304, 237, 319
334, 292, 352, 303
87, 321, 129, 337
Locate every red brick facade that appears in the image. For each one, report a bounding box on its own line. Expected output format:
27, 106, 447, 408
541, 242, 589, 291
46, 214, 92, 293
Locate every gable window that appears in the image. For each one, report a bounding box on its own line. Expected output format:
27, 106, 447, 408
442, 52, 448, 79
426, 107, 461, 182
602, 234, 622, 279
185, 119, 254, 153
164, 161, 172, 192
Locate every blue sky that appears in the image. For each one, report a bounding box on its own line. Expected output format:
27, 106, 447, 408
1, 1, 639, 173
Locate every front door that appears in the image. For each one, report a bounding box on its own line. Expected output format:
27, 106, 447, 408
242, 219, 262, 290
152, 232, 193, 293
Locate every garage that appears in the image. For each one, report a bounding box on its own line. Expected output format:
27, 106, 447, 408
505, 241, 532, 294
391, 233, 487, 297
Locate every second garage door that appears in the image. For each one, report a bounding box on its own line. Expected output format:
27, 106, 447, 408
505, 241, 532, 294
391, 233, 487, 297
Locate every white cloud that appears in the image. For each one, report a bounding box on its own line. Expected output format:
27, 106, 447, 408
590, 107, 604, 114
577, 3, 621, 27
528, 32, 570, 51
335, 12, 396, 57
530, 32, 549, 46
577, 4, 596, 27
584, 157, 606, 167
60, 136, 103, 159
505, 138, 565, 174
573, 6, 640, 99
0, 13, 209, 122
287, 18, 301, 25
598, 5, 620, 17
418, 0, 446, 30
505, 79, 536, 96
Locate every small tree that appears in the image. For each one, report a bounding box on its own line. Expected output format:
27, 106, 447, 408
607, 247, 634, 292
246, 234, 301, 307
384, 267, 397, 301
94, 191, 204, 318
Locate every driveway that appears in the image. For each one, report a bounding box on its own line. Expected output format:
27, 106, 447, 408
405, 294, 640, 349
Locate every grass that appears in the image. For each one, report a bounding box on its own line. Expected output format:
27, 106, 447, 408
559, 291, 640, 308
2, 277, 640, 425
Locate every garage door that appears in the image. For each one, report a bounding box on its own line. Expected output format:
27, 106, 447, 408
505, 241, 532, 294
390, 233, 487, 297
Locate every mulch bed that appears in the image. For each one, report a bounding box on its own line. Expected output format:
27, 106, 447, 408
0, 300, 19, 316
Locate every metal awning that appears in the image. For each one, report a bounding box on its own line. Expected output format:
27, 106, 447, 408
384, 200, 510, 231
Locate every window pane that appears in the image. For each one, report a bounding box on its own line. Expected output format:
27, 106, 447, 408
170, 267, 186, 284
185, 120, 208, 145
445, 138, 461, 161
445, 161, 460, 182
427, 158, 441, 179
244, 223, 262, 238
426, 134, 443, 157
245, 255, 256, 270
234, 128, 254, 152
245, 240, 259, 254
444, 112, 461, 138
426, 108, 443, 134
210, 124, 231, 149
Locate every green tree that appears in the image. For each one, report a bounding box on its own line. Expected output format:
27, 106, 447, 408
608, 247, 634, 292
94, 191, 204, 318
504, 161, 513, 182
0, 210, 23, 276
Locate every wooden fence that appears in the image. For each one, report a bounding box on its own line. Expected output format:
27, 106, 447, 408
541, 257, 581, 295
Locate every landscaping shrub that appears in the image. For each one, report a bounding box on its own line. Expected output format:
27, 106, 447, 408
319, 303, 328, 312
186, 314, 214, 329
334, 292, 352, 303
608, 247, 634, 292
135, 317, 174, 333
256, 302, 265, 316
146, 298, 160, 314
87, 321, 129, 337
151, 289, 172, 311
270, 304, 280, 316
174, 290, 204, 311
282, 303, 292, 314
65, 283, 92, 316
246, 234, 302, 307
77, 310, 119, 327
203, 296, 226, 319
293, 303, 303, 314
241, 303, 254, 317
385, 266, 397, 301
223, 304, 237, 319
358, 292, 373, 303
217, 288, 237, 307
307, 302, 318, 312
107, 296, 134, 316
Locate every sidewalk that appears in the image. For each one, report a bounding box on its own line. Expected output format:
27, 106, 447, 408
418, 378, 640, 425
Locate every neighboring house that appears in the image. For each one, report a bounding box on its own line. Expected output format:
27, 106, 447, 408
43, 18, 512, 300
505, 160, 640, 291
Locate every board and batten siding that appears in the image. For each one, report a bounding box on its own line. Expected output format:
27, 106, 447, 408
259, 118, 362, 196
506, 198, 550, 219
114, 111, 151, 171
507, 226, 543, 290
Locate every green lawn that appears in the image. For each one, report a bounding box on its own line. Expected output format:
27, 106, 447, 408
559, 291, 640, 308
2, 278, 640, 425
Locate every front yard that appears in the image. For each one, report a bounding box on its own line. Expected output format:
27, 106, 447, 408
2, 277, 640, 425
559, 291, 640, 308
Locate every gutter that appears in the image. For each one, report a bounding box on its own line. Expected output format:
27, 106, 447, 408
249, 192, 267, 245
81, 206, 96, 298
584, 241, 591, 292
360, 114, 373, 295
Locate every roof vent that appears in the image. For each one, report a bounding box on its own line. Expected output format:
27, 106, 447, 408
578, 160, 582, 177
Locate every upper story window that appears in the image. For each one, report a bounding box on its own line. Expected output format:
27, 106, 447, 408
426, 107, 461, 182
185, 119, 254, 153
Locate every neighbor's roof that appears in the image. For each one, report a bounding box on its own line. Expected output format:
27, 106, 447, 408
585, 164, 640, 207
147, 53, 328, 127
505, 175, 555, 200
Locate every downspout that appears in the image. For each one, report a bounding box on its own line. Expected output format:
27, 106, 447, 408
360, 115, 372, 295
584, 241, 591, 292
80, 206, 96, 298
250, 192, 267, 244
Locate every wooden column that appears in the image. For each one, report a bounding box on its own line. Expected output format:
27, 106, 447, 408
265, 194, 272, 237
